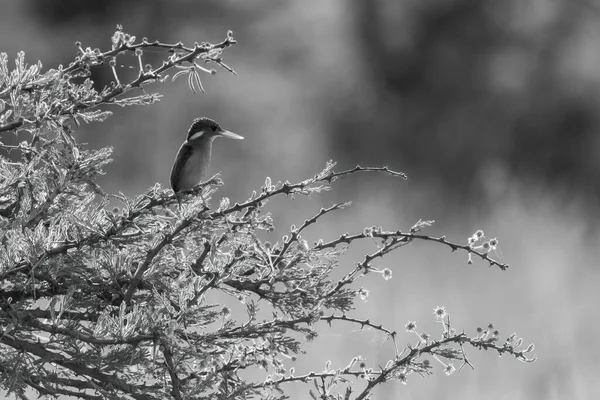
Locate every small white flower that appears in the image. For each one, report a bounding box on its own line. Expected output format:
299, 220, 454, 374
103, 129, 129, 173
359, 288, 369, 302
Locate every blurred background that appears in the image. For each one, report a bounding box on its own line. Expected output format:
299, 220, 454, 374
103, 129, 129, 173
1, 0, 599, 398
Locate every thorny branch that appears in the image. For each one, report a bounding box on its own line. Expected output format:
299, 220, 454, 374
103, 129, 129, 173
247, 323, 534, 398
321, 313, 397, 337
315, 229, 509, 271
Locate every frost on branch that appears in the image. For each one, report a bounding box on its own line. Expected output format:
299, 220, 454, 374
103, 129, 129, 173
0, 26, 531, 400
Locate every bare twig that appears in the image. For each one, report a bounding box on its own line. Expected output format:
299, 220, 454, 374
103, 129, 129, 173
273, 202, 350, 267
321, 313, 396, 337
212, 164, 405, 219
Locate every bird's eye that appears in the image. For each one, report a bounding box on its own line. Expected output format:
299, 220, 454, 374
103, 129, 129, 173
211, 126, 217, 132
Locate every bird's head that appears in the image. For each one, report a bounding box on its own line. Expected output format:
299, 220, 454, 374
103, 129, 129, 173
186, 117, 244, 144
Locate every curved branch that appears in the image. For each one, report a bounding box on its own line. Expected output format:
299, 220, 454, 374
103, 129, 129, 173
316, 230, 508, 270
212, 165, 405, 219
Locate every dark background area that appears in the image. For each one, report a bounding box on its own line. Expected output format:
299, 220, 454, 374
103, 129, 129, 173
1, 0, 598, 398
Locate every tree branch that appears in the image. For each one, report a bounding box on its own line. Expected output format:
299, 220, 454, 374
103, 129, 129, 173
212, 165, 405, 219
21, 316, 156, 346
123, 205, 209, 305
315, 230, 508, 270
1, 335, 158, 400
161, 341, 184, 400
0, 117, 24, 133
273, 202, 350, 268
321, 314, 396, 337
26, 376, 103, 400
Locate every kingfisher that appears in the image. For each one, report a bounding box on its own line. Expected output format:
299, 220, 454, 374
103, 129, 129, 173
170, 117, 243, 193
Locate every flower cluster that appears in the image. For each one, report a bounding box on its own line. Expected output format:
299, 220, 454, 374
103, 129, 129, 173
466, 229, 502, 265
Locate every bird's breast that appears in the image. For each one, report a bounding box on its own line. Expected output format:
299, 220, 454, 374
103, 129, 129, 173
170, 141, 212, 192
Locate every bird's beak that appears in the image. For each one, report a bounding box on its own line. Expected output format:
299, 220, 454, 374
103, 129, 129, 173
218, 129, 244, 140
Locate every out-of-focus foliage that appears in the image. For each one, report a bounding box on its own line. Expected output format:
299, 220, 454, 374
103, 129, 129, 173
333, 0, 600, 201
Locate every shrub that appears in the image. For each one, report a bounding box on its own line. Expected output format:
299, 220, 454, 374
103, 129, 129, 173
0, 26, 534, 400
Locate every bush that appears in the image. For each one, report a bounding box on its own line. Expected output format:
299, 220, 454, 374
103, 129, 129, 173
0, 26, 534, 400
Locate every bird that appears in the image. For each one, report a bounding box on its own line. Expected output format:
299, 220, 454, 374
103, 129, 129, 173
170, 117, 243, 193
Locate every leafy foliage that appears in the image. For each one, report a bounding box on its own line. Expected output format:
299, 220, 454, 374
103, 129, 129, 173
0, 26, 533, 399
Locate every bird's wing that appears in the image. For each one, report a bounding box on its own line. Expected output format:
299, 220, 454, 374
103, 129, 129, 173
170, 143, 193, 192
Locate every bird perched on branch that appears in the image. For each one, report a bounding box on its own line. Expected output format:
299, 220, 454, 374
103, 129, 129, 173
170, 117, 243, 193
